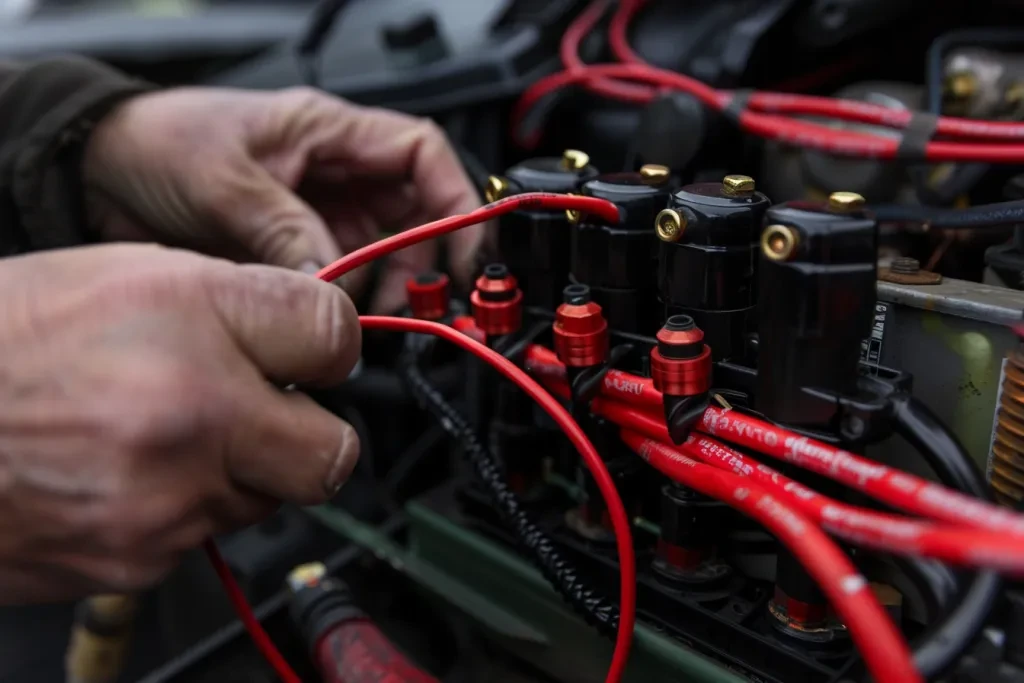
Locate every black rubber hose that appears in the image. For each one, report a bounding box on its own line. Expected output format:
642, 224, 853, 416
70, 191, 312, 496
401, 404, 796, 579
889, 394, 1002, 680
890, 395, 986, 496
870, 198, 1024, 229
399, 355, 619, 636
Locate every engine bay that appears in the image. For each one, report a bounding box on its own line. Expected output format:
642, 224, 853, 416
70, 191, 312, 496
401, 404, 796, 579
17, 1, 1024, 682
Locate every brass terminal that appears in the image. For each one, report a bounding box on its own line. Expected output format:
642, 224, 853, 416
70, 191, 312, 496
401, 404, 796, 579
828, 191, 865, 213
286, 561, 327, 593
722, 174, 755, 196
761, 224, 799, 262
485, 175, 509, 203
655, 209, 686, 242
561, 149, 590, 171
639, 164, 670, 184
945, 71, 977, 100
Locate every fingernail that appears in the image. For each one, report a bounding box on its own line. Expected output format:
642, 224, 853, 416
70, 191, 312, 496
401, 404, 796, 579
299, 261, 323, 276
324, 425, 360, 498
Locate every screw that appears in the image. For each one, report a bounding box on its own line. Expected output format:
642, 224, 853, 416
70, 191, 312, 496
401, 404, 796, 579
484, 175, 508, 203
565, 192, 583, 225
890, 257, 920, 275
945, 71, 977, 100
640, 164, 670, 184
655, 209, 686, 242
722, 174, 755, 196
828, 191, 865, 212
561, 149, 590, 171
761, 224, 799, 261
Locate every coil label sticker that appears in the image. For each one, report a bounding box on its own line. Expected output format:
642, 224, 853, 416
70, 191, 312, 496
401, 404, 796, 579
860, 302, 888, 369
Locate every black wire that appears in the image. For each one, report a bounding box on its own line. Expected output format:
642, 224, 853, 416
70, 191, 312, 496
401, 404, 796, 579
888, 395, 1002, 680
890, 395, 986, 496
871, 198, 1024, 228
398, 353, 619, 637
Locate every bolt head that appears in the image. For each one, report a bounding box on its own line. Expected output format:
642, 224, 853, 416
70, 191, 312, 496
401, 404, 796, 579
561, 149, 590, 171
828, 191, 865, 212
655, 209, 685, 242
640, 164, 670, 183
484, 176, 508, 203
722, 174, 755, 195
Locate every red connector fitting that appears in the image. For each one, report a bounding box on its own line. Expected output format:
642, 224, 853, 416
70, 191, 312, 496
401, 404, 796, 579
470, 264, 523, 337
405, 272, 450, 321
650, 315, 712, 397
553, 284, 609, 368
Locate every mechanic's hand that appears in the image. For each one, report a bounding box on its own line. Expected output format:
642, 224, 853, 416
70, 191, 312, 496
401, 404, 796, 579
0, 244, 361, 604
83, 86, 483, 313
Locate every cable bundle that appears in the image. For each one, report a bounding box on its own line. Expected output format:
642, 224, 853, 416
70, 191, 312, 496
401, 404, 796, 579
515, 0, 1024, 163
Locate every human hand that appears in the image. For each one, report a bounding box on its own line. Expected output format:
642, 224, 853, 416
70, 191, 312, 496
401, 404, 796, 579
83, 86, 483, 313
0, 244, 360, 603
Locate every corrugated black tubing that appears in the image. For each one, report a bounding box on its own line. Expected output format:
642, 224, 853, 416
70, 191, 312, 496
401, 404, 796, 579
399, 353, 619, 636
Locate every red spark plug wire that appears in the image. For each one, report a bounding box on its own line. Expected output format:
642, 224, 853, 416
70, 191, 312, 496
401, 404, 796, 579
513, 63, 1024, 162
524, 349, 1024, 540
210, 193, 635, 683
560, 0, 652, 103
603, 0, 1024, 142
618, 430, 922, 683
315, 193, 620, 284
533, 375, 1024, 572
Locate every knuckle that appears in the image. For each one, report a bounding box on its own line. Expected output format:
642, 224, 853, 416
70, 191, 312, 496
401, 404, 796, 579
280, 85, 323, 108
311, 283, 361, 377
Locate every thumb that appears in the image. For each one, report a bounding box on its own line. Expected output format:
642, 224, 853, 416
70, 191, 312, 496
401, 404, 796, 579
212, 160, 341, 272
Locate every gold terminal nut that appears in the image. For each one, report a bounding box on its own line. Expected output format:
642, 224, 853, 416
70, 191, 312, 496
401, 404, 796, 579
561, 149, 590, 171
945, 71, 977, 100
655, 208, 686, 242
286, 561, 327, 593
639, 164, 670, 184
722, 174, 755, 196
828, 191, 865, 213
484, 175, 509, 204
761, 224, 799, 262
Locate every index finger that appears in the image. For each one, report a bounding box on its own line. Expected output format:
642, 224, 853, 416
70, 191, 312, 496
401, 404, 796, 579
297, 93, 484, 283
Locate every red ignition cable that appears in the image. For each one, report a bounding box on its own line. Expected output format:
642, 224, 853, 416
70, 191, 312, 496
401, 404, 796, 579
315, 193, 621, 285
524, 344, 663, 411
697, 405, 1024, 539
524, 351, 1024, 540
649, 315, 712, 444
470, 264, 523, 338
680, 433, 1024, 574
287, 563, 439, 683
405, 272, 450, 321
619, 431, 922, 683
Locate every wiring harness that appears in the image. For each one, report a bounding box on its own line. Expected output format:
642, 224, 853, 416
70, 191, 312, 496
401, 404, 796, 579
514, 0, 1024, 163
398, 351, 619, 636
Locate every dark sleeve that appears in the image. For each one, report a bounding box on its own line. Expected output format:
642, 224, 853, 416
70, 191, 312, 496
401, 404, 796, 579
0, 56, 152, 257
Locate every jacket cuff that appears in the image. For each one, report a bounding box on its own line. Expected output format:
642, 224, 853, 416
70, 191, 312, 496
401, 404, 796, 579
8, 56, 152, 252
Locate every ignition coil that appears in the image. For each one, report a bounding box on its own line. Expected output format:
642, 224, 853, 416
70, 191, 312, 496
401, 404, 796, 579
569, 164, 674, 338
655, 174, 770, 361
487, 149, 599, 309
756, 192, 877, 427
